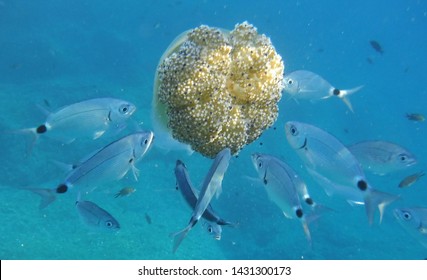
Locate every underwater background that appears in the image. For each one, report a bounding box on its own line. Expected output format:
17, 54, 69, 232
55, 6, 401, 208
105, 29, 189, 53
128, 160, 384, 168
1, 0, 426, 260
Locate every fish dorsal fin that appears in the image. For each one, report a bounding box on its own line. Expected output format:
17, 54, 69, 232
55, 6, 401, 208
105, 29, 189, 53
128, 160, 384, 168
35, 103, 51, 117
50, 159, 75, 173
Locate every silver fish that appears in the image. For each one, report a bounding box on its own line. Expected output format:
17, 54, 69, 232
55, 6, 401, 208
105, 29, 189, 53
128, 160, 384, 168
17, 98, 136, 151
285, 121, 399, 224
394, 207, 427, 248
347, 140, 416, 175
283, 70, 363, 112
76, 200, 120, 232
171, 148, 231, 253
33, 131, 154, 208
174, 160, 235, 227
251, 153, 319, 243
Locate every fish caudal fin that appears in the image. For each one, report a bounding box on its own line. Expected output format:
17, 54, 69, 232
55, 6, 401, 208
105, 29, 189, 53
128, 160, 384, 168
306, 204, 334, 224
28, 188, 57, 209
171, 225, 192, 253
364, 189, 400, 224
340, 97, 354, 113
5, 127, 40, 157
341, 85, 364, 112
301, 219, 312, 246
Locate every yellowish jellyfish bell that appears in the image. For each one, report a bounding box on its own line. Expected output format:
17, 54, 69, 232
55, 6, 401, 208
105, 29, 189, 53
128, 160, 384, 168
152, 21, 285, 158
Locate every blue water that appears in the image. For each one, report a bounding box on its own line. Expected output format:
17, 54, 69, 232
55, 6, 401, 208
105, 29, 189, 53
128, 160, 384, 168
1, 0, 426, 260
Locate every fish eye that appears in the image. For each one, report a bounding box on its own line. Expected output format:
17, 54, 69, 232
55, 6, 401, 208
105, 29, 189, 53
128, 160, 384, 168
207, 226, 213, 233
287, 79, 293, 85
403, 211, 412, 220
290, 125, 298, 136
399, 154, 408, 162
105, 221, 113, 228
258, 161, 263, 168
119, 104, 131, 115
144, 139, 148, 145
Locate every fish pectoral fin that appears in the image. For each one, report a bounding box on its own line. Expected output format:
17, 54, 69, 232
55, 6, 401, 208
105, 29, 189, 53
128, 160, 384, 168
93, 130, 106, 139
131, 165, 140, 181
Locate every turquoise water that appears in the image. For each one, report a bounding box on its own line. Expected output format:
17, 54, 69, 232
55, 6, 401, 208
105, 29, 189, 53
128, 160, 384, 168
1, 0, 426, 260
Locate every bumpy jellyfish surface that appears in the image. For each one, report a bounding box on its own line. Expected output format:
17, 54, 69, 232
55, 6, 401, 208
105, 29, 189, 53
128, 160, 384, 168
153, 21, 284, 158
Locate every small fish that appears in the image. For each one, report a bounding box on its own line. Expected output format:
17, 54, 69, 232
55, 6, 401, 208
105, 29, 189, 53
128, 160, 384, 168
394, 207, 427, 248
31, 131, 154, 208
114, 187, 136, 198
366, 57, 374, 64
171, 148, 231, 253
251, 153, 325, 243
347, 140, 417, 175
370, 40, 384, 54
398, 172, 425, 188
406, 113, 425, 122
14, 98, 136, 153
285, 121, 399, 224
76, 199, 120, 232
145, 213, 152, 224
174, 160, 235, 240
283, 70, 363, 112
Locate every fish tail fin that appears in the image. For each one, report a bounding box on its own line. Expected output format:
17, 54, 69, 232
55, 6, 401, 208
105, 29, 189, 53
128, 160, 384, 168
341, 85, 364, 97
364, 189, 400, 224
306, 203, 333, 224
170, 225, 192, 253
5, 127, 39, 157
28, 188, 57, 209
340, 85, 364, 113
340, 96, 354, 113
301, 218, 312, 246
